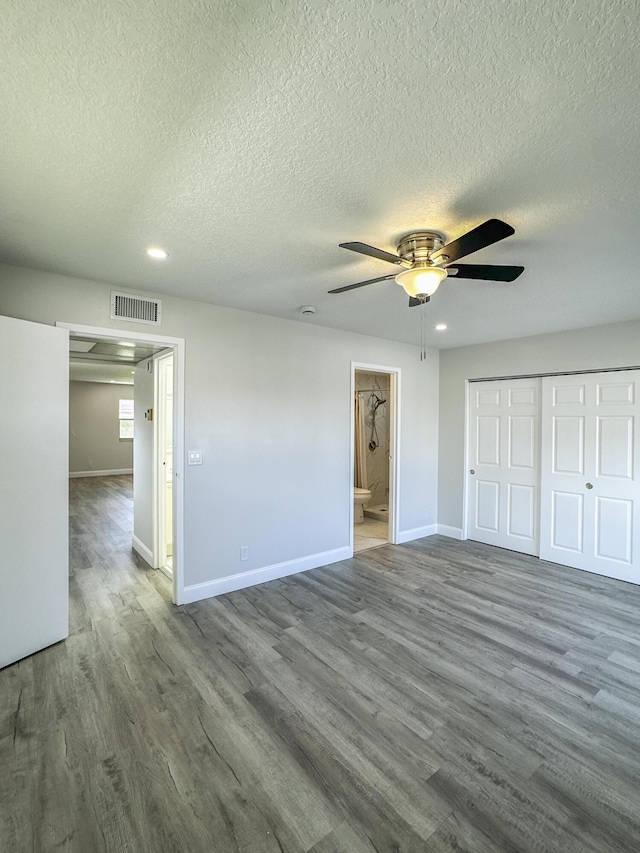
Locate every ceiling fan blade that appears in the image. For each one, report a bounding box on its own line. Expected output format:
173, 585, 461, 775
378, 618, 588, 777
447, 264, 524, 282
339, 241, 403, 266
328, 274, 397, 294
431, 219, 515, 264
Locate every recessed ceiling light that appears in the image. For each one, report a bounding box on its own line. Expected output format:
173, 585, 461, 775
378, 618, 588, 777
131, 371, 135, 375
147, 247, 169, 260
119, 341, 135, 347
435, 323, 447, 331
109, 380, 116, 383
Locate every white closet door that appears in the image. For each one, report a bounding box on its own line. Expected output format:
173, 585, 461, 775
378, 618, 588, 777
540, 371, 640, 584
467, 378, 541, 555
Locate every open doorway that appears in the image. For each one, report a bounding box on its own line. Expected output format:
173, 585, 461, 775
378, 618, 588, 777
155, 350, 174, 579
352, 364, 399, 553
61, 323, 185, 604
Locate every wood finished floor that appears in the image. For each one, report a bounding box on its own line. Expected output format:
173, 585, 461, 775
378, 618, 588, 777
3, 475, 640, 852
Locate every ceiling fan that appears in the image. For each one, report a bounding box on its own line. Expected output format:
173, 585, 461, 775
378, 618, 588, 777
329, 219, 524, 306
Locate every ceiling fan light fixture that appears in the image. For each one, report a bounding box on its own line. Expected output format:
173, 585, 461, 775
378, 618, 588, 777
395, 265, 447, 298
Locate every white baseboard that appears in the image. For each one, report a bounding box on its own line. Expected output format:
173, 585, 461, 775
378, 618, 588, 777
69, 468, 133, 478
436, 524, 464, 540
396, 524, 438, 544
132, 535, 156, 568
182, 545, 352, 604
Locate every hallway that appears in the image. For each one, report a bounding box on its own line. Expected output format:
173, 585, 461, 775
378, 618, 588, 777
69, 475, 170, 624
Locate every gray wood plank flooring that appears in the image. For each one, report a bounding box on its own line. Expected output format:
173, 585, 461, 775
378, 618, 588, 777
3, 474, 640, 851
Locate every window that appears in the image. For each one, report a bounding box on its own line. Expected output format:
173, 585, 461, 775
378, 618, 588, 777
119, 399, 134, 439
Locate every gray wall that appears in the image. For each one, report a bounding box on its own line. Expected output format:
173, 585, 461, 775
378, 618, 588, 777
438, 319, 640, 531
0, 262, 439, 595
69, 381, 133, 474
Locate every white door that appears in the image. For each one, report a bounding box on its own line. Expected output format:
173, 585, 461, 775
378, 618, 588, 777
540, 371, 640, 583
155, 351, 173, 571
0, 316, 69, 668
467, 378, 541, 555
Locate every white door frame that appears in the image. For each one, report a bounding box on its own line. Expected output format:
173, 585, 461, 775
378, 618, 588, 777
154, 350, 174, 580
57, 322, 186, 605
461, 379, 471, 540
350, 362, 401, 552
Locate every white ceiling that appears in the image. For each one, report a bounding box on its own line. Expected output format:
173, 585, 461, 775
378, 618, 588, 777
1, 1, 639, 349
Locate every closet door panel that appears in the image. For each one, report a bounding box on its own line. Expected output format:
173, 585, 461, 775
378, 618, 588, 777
508, 484, 536, 539
596, 416, 633, 478
595, 497, 632, 563
509, 416, 536, 469
540, 371, 640, 584
552, 416, 585, 474
467, 378, 540, 555
550, 490, 584, 553
476, 480, 500, 531
477, 416, 501, 466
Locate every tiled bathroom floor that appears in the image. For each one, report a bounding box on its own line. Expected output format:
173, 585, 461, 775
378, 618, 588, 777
353, 518, 389, 553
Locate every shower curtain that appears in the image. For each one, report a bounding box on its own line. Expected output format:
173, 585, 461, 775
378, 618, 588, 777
354, 393, 368, 489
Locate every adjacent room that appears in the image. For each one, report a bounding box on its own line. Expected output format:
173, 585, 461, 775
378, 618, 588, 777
1, 1, 640, 851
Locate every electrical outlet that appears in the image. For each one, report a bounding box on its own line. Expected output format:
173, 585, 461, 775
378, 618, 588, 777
240, 546, 249, 561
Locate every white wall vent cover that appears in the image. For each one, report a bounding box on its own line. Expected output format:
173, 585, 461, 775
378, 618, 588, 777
111, 291, 162, 325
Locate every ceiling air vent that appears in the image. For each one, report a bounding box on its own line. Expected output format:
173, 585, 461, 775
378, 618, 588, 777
111, 291, 162, 325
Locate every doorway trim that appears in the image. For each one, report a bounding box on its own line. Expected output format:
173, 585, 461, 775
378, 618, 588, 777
154, 350, 174, 580
57, 321, 186, 605
350, 362, 401, 553
461, 378, 471, 541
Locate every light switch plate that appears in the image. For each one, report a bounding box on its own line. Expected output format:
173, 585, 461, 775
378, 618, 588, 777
187, 450, 202, 465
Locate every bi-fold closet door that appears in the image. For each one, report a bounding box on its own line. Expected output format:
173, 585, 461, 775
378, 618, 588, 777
467, 370, 640, 585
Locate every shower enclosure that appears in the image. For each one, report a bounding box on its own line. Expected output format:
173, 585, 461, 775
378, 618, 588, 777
354, 372, 390, 517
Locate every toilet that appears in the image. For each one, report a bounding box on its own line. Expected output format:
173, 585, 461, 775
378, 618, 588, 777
354, 487, 372, 523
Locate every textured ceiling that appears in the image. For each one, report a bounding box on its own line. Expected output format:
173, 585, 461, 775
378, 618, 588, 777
1, 0, 639, 348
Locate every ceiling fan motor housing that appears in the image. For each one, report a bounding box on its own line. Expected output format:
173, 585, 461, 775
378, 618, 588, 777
397, 231, 447, 266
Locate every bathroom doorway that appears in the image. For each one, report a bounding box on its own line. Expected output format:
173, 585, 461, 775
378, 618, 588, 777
352, 364, 399, 553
